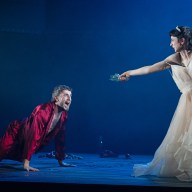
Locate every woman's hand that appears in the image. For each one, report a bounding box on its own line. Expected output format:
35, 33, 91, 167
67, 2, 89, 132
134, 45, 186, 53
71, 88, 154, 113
118, 72, 130, 81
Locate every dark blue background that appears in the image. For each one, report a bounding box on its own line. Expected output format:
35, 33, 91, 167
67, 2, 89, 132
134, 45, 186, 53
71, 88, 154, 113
0, 0, 191, 155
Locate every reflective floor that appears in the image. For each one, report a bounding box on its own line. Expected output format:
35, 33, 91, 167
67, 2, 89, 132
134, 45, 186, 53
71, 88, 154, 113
0, 153, 192, 192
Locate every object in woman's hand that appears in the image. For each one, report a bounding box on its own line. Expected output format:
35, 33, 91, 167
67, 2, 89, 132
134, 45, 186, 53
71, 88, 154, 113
109, 73, 120, 81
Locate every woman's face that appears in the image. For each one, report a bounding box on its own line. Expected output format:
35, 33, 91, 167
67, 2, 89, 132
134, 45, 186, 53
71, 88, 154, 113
170, 36, 185, 52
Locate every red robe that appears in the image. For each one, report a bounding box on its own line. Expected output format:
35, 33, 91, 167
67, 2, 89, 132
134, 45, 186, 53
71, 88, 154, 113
0, 102, 68, 162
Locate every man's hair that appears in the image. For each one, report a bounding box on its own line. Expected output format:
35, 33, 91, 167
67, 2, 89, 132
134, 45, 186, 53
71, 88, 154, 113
169, 26, 192, 50
51, 85, 72, 101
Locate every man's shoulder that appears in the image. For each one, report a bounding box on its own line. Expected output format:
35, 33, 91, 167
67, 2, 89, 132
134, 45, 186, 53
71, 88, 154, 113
39, 102, 53, 108
33, 102, 54, 114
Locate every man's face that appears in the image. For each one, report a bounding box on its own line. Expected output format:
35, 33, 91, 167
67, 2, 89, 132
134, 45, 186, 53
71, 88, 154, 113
56, 90, 72, 111
170, 36, 184, 52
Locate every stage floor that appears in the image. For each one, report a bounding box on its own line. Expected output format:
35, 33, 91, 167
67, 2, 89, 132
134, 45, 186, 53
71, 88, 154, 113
0, 153, 192, 192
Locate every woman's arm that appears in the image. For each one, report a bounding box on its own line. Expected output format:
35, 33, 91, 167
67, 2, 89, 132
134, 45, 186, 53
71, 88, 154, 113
118, 61, 170, 81
118, 53, 180, 81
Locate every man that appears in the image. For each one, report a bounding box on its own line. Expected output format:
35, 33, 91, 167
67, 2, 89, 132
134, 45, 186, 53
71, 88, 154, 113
0, 84, 75, 171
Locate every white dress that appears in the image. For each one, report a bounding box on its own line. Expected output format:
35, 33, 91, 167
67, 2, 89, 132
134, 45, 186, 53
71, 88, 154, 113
132, 59, 192, 181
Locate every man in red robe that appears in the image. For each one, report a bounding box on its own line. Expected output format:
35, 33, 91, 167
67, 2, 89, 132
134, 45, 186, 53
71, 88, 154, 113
0, 85, 75, 171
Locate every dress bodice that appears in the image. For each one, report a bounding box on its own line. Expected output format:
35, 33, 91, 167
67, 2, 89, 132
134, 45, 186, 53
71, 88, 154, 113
171, 59, 192, 93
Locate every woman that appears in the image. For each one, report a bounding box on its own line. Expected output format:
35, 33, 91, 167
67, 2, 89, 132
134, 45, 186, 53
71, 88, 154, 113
118, 26, 192, 181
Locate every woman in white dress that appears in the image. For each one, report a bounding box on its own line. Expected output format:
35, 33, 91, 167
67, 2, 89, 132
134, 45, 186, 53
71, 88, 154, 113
118, 26, 192, 181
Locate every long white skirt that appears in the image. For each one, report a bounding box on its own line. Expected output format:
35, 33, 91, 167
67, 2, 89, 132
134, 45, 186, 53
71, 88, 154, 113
132, 91, 192, 181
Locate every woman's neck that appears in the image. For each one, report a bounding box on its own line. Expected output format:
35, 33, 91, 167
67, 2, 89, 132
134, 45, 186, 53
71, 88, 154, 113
180, 50, 192, 60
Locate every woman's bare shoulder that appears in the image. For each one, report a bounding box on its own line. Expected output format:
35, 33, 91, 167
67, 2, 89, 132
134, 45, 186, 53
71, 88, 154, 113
165, 53, 180, 62
164, 53, 184, 66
